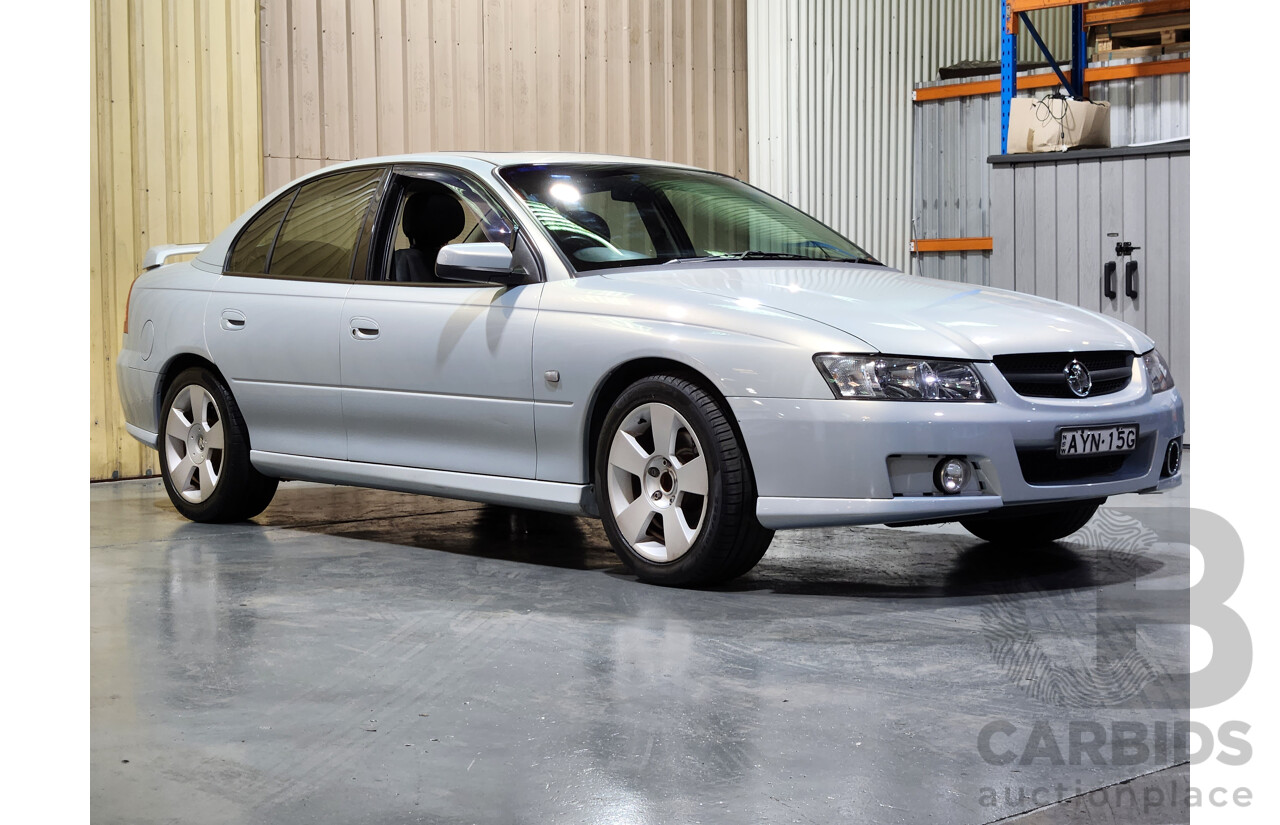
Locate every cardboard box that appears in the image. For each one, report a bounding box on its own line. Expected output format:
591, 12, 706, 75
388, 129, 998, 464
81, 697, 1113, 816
1006, 97, 1111, 154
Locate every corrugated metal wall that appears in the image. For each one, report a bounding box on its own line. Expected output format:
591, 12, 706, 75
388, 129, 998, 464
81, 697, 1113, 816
90, 0, 262, 480
746, 0, 1072, 271
259, 0, 749, 192
912, 59, 1191, 283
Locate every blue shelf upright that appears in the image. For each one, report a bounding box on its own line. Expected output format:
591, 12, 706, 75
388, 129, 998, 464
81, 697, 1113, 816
1000, 0, 1091, 155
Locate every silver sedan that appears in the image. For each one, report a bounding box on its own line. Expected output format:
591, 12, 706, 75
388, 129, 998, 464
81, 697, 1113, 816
117, 153, 1184, 585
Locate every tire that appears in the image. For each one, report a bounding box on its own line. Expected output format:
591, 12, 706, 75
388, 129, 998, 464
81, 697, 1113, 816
158, 366, 278, 523
959, 499, 1104, 545
594, 374, 773, 586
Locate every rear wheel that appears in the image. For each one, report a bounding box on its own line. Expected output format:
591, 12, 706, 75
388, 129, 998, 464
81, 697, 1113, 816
159, 366, 277, 523
960, 499, 1104, 545
595, 374, 772, 586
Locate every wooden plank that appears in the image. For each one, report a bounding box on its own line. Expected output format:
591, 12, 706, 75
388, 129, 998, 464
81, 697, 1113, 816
174, 0, 200, 242
912, 58, 1190, 103
230, 0, 262, 208
732, 0, 748, 179
630, 0, 650, 158
376, 0, 407, 154
481, 0, 509, 150
669, 0, 690, 164
910, 237, 994, 253
559, 0, 582, 150
349, 0, 379, 157
429, 1, 455, 149
510, 0, 536, 151
261, 0, 293, 162
206, 0, 234, 231
1084, 0, 1190, 27
289, 0, 321, 160
403, 0, 431, 152
320, 0, 353, 160
454, 0, 485, 150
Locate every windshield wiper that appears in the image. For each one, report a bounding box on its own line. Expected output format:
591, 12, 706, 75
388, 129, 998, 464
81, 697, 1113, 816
662, 251, 815, 264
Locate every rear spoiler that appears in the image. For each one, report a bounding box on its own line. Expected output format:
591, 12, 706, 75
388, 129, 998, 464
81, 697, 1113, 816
142, 243, 206, 270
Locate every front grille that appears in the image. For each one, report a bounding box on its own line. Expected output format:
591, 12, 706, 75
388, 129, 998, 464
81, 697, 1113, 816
994, 351, 1133, 398
1017, 449, 1128, 484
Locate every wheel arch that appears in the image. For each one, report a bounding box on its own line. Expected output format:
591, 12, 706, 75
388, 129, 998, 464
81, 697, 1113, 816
154, 352, 233, 440
583, 357, 756, 489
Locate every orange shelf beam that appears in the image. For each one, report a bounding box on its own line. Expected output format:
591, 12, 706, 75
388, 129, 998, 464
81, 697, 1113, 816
1007, 0, 1089, 10
912, 57, 1188, 103
910, 237, 994, 253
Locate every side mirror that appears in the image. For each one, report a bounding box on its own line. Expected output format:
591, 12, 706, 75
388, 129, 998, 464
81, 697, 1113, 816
435, 242, 526, 286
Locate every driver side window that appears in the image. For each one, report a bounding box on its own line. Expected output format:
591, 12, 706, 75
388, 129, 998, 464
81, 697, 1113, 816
381, 171, 513, 284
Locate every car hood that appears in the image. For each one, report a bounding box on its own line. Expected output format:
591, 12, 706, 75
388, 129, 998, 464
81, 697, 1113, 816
600, 264, 1152, 360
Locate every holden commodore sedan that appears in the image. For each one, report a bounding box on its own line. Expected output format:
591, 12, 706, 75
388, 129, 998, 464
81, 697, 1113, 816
117, 152, 1184, 586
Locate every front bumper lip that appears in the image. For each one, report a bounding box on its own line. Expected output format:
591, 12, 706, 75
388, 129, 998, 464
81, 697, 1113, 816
757, 495, 1004, 529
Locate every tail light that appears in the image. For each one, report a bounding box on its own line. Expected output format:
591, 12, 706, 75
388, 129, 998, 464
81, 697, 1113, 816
123, 277, 137, 334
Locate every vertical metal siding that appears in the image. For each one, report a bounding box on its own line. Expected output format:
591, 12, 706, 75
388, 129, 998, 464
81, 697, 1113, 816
911, 59, 1190, 282
990, 146, 1191, 432
90, 0, 263, 480
747, 0, 1072, 271
260, 0, 749, 192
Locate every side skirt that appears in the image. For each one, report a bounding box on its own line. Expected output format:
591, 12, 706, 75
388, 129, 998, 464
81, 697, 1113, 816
250, 451, 593, 515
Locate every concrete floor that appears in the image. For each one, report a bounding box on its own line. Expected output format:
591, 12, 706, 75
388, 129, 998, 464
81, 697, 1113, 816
92, 464, 1192, 824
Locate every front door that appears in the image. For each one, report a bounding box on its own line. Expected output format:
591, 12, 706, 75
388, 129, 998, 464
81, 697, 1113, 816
340, 167, 542, 478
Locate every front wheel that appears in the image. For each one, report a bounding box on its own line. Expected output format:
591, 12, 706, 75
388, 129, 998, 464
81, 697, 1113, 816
960, 499, 1104, 545
594, 374, 773, 586
159, 366, 278, 523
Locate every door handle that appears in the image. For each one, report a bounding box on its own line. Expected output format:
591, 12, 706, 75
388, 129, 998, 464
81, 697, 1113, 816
1103, 262, 1116, 299
220, 309, 246, 330
1124, 260, 1139, 300
349, 317, 380, 340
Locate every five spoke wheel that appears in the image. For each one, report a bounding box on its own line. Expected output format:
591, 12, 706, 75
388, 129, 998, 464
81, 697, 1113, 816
158, 366, 278, 522
606, 402, 709, 563
164, 384, 226, 503
595, 374, 774, 586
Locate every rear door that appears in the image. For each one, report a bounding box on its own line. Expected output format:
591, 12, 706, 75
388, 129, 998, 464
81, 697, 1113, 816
205, 166, 385, 459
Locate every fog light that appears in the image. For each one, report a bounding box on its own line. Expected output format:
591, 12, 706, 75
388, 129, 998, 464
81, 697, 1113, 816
934, 457, 972, 495
1162, 439, 1182, 477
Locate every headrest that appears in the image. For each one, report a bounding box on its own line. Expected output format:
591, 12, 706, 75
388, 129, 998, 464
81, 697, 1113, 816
403, 182, 466, 247
567, 209, 611, 240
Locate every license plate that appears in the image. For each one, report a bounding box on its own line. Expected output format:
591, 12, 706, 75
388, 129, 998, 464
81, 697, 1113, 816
1057, 424, 1138, 458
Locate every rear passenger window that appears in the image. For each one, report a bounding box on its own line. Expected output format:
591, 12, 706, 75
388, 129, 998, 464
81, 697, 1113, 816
226, 189, 295, 274
269, 168, 384, 280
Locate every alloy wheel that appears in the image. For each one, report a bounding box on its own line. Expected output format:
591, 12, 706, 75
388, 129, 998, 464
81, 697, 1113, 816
163, 384, 226, 503
605, 402, 709, 563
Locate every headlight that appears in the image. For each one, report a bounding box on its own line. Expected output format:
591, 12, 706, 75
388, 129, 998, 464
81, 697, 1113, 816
1142, 348, 1175, 393
814, 354, 992, 401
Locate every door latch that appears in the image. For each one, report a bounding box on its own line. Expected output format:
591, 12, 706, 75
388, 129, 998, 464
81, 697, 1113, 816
1115, 241, 1141, 256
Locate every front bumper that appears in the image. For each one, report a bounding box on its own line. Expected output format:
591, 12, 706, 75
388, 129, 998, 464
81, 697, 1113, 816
730, 366, 1184, 530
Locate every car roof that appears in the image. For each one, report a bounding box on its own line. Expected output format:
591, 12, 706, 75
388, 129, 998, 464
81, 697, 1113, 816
320, 150, 702, 172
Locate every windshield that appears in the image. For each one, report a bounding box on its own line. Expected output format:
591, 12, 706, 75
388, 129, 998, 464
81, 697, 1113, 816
498, 163, 878, 273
